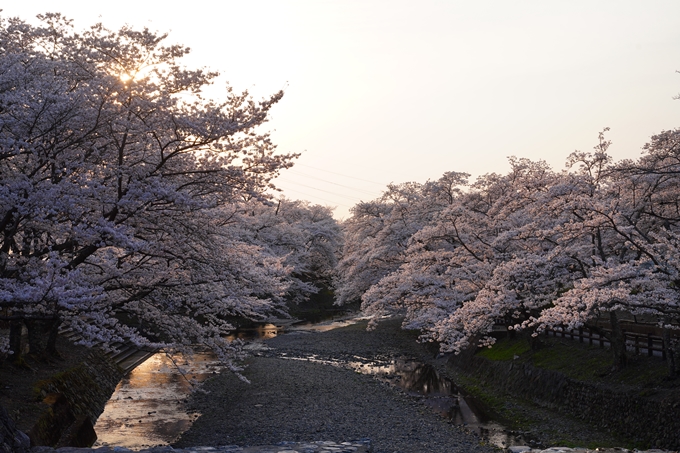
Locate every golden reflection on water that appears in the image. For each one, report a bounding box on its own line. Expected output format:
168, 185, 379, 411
223, 318, 360, 342
93, 318, 359, 450
290, 319, 359, 332
225, 323, 278, 341
94, 351, 221, 450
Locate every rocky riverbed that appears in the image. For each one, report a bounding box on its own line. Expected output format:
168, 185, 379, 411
173, 318, 496, 453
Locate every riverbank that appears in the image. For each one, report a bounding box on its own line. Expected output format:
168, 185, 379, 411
0, 336, 91, 434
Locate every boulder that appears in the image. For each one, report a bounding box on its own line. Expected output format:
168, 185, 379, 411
0, 404, 30, 453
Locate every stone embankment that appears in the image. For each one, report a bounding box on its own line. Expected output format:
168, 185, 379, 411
27, 352, 123, 448
2, 330, 155, 451
447, 349, 680, 449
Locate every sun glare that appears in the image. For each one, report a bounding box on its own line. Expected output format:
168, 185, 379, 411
119, 66, 153, 83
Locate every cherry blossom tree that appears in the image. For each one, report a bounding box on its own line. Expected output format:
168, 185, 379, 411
0, 13, 296, 370
334, 173, 468, 307
361, 158, 567, 350
343, 128, 679, 376
532, 129, 680, 374
235, 197, 342, 304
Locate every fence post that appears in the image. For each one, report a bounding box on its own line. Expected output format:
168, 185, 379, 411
589, 328, 593, 346
579, 327, 584, 343
635, 335, 639, 355
648, 334, 654, 357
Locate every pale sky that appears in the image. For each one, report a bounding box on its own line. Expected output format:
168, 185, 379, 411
4, 1, 680, 218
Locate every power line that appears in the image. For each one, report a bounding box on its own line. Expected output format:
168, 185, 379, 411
285, 169, 384, 196
273, 187, 353, 209
275, 177, 369, 202
295, 163, 389, 186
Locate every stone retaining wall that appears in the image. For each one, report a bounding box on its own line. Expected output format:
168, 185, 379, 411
448, 353, 680, 450
28, 352, 124, 448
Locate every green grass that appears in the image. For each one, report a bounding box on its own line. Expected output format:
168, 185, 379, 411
477, 337, 531, 361
479, 334, 673, 388
531, 341, 613, 381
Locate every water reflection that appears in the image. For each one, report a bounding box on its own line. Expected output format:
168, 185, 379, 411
353, 358, 527, 448
225, 323, 279, 341
224, 316, 362, 341
95, 317, 359, 449
93, 352, 220, 450
289, 317, 360, 332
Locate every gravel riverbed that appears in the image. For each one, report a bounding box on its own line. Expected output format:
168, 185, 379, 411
173, 318, 496, 453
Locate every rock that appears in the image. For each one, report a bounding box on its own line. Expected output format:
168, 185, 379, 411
55, 416, 97, 448
29, 393, 76, 447
0, 403, 30, 453
507, 447, 532, 453
27, 448, 54, 453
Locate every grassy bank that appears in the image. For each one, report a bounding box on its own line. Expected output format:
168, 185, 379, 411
478, 334, 675, 389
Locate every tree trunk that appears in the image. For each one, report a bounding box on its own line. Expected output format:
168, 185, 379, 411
25, 318, 61, 359
609, 311, 627, 371
8, 320, 24, 363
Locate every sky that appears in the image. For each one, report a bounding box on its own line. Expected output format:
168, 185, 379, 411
4, 1, 680, 219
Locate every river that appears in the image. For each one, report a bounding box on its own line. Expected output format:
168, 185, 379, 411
93, 315, 526, 450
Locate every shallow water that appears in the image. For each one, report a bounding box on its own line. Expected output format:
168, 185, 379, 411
94, 314, 361, 449
224, 315, 362, 342
93, 351, 221, 450
225, 323, 279, 341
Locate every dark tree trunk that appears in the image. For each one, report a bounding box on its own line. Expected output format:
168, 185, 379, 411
45, 318, 60, 356
609, 311, 628, 371
662, 327, 677, 379
25, 318, 61, 359
8, 320, 24, 363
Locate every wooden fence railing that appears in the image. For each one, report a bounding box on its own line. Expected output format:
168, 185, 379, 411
545, 327, 664, 358
541, 323, 679, 360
